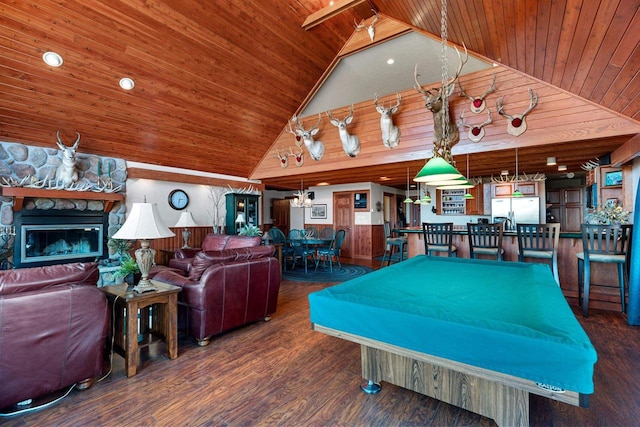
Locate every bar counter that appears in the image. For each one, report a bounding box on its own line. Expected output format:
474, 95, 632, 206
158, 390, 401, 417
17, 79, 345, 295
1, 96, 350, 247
395, 227, 623, 313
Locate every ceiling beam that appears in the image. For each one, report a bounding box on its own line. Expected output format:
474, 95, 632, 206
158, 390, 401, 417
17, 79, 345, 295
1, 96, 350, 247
610, 134, 640, 167
301, 0, 367, 30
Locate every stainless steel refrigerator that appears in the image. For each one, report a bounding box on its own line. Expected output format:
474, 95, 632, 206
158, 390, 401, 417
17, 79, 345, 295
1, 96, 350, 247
491, 197, 541, 230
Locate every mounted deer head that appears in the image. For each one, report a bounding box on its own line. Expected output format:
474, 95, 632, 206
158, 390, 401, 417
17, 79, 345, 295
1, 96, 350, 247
289, 146, 304, 167
374, 93, 402, 148
354, 10, 379, 42
275, 148, 288, 168
290, 114, 324, 161
414, 45, 468, 162
458, 73, 496, 114
496, 89, 538, 136
459, 108, 492, 142
326, 105, 361, 158
55, 130, 80, 187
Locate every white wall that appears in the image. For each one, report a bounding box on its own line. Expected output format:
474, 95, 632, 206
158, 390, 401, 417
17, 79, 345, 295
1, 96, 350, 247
125, 178, 225, 230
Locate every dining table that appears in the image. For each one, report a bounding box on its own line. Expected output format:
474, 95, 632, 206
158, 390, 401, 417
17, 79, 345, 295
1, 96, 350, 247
287, 236, 333, 272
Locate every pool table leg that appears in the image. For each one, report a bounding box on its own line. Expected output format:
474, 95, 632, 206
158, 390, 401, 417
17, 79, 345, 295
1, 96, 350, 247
360, 379, 381, 394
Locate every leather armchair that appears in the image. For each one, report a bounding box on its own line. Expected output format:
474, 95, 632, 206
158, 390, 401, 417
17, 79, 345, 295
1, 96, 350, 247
0, 262, 108, 410
154, 245, 281, 346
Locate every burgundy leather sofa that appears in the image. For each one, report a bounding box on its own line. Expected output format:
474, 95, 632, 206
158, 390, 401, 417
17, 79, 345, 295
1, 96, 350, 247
154, 235, 281, 346
0, 262, 108, 410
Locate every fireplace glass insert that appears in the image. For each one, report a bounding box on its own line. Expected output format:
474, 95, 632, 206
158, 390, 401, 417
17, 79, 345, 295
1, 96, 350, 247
13, 210, 108, 268
21, 224, 103, 265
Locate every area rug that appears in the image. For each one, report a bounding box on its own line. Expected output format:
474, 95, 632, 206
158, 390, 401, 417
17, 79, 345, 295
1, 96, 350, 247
282, 263, 374, 283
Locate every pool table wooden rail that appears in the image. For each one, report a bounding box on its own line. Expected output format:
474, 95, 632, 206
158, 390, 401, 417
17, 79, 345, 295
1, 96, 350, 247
313, 324, 587, 427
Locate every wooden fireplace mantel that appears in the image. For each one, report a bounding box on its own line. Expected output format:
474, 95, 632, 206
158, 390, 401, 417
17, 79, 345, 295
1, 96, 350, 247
0, 187, 124, 212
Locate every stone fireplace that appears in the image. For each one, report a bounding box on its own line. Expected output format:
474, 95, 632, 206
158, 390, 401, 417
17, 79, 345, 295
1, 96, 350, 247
0, 140, 127, 269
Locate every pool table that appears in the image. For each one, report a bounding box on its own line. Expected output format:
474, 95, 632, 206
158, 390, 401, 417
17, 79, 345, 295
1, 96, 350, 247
309, 256, 597, 427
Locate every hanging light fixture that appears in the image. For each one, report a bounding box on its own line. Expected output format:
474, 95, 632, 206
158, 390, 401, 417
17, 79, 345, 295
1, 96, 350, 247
464, 154, 475, 199
403, 167, 413, 204
290, 179, 313, 208
512, 148, 524, 197
437, 154, 475, 190
413, 0, 463, 184
414, 181, 422, 204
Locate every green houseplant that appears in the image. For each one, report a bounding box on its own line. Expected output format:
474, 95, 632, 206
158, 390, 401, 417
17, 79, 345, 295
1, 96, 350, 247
114, 254, 141, 285
584, 204, 630, 225
238, 224, 263, 237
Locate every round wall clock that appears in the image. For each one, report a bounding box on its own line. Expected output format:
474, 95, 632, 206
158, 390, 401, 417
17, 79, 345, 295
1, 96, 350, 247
168, 189, 189, 210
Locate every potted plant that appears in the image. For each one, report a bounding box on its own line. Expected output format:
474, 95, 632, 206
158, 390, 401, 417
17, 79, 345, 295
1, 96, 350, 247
584, 204, 630, 225
114, 254, 141, 286
238, 224, 263, 237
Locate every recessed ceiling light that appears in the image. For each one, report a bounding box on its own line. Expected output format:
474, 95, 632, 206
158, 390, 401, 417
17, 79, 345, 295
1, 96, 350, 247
316, 182, 330, 186
501, 170, 509, 175
42, 51, 63, 67
558, 165, 567, 171
386, 58, 395, 65
119, 77, 135, 90
547, 157, 557, 166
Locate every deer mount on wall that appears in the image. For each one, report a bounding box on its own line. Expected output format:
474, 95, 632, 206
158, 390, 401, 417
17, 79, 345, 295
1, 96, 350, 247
287, 114, 325, 161
459, 108, 492, 142
458, 73, 496, 114
55, 130, 80, 187
374, 92, 401, 148
414, 45, 468, 163
496, 89, 539, 136
326, 105, 361, 157
354, 10, 379, 42
274, 146, 304, 168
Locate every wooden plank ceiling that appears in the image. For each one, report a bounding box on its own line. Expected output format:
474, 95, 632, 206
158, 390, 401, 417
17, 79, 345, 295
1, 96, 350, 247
0, 0, 638, 190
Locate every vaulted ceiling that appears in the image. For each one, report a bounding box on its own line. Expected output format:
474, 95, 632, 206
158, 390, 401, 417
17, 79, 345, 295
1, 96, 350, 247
0, 1, 638, 190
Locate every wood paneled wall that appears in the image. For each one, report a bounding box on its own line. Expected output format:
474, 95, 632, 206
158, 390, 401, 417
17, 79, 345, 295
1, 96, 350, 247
252, 65, 640, 188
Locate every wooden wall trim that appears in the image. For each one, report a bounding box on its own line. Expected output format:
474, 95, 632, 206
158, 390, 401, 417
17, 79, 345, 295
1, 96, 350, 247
128, 167, 265, 191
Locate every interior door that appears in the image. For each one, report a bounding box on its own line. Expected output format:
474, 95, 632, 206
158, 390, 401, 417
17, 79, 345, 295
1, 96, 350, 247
333, 192, 353, 258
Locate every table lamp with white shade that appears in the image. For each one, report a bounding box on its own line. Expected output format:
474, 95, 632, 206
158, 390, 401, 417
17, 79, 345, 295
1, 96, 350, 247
173, 211, 198, 248
111, 202, 175, 293
235, 212, 245, 233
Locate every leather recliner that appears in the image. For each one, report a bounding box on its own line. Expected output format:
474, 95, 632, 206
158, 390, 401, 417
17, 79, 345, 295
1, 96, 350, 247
0, 262, 108, 410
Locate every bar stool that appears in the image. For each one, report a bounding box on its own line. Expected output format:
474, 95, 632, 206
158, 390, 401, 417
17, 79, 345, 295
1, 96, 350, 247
422, 222, 457, 257
577, 223, 633, 317
467, 222, 504, 261
516, 223, 560, 285
380, 221, 407, 266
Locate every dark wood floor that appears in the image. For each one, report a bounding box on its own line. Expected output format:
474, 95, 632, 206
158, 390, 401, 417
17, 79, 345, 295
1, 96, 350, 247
3, 257, 640, 426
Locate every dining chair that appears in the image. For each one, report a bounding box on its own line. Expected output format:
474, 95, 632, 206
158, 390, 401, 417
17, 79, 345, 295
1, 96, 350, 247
516, 223, 560, 285
577, 223, 633, 317
319, 227, 336, 240
467, 222, 504, 261
380, 221, 407, 266
316, 229, 346, 272
268, 227, 292, 271
304, 226, 319, 239
289, 230, 316, 273
421, 222, 457, 257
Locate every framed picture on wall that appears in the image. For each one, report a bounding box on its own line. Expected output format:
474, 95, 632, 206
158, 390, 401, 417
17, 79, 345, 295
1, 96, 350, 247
604, 170, 623, 186
310, 204, 327, 219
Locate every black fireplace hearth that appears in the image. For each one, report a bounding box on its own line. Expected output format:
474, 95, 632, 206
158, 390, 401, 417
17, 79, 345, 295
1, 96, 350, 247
13, 210, 109, 268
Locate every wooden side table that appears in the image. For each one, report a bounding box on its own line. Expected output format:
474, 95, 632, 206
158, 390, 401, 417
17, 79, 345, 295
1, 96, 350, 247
100, 280, 181, 377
